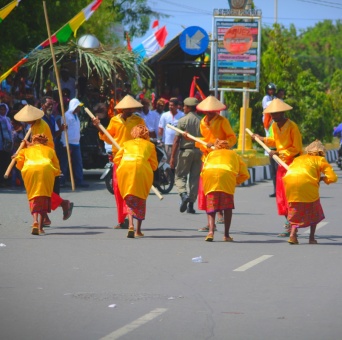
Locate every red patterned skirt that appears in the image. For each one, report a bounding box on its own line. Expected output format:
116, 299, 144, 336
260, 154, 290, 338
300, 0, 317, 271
29, 196, 51, 214
125, 195, 146, 220
287, 199, 325, 228
206, 192, 234, 213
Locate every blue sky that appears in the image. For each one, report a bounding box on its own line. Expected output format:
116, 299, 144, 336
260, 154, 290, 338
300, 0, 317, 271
132, 0, 342, 47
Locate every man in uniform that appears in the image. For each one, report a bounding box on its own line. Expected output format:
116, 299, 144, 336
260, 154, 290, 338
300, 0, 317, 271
170, 97, 202, 214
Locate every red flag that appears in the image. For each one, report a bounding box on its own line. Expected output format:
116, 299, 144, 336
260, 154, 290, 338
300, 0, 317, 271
152, 20, 159, 29
155, 26, 167, 48
126, 32, 132, 52
189, 76, 199, 97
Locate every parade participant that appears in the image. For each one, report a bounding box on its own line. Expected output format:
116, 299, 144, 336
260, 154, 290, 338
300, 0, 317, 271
15, 134, 61, 235
114, 125, 158, 238
195, 95, 237, 231
252, 98, 303, 236
158, 97, 184, 164
283, 140, 337, 245
92, 95, 145, 229
201, 139, 249, 242
14, 105, 74, 224
170, 97, 202, 214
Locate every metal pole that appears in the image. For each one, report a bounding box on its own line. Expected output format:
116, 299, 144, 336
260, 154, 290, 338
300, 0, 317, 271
274, 0, 278, 24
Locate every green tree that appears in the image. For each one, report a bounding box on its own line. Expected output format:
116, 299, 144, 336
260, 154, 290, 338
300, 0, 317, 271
0, 0, 162, 70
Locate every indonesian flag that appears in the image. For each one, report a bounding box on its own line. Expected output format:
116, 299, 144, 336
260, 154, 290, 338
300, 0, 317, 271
133, 26, 168, 62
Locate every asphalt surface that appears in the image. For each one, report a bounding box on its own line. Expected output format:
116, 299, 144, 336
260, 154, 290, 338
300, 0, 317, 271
1, 166, 342, 340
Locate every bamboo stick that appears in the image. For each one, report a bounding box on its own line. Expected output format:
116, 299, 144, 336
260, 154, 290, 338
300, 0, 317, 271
4, 128, 31, 178
85, 107, 163, 200
43, 1, 75, 191
166, 124, 215, 150
245, 128, 289, 170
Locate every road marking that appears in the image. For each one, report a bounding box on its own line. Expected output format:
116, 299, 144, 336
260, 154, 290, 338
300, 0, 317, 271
303, 221, 328, 234
233, 255, 273, 272
99, 308, 167, 340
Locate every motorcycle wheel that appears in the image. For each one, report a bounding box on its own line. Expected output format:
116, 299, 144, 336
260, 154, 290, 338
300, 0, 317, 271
155, 168, 174, 194
105, 171, 114, 195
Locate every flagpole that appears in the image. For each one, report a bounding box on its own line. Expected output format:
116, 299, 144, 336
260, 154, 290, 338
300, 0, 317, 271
43, 1, 75, 191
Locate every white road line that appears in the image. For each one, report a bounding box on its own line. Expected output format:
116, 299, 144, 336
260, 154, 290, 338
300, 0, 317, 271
99, 308, 168, 340
233, 255, 273, 272
303, 221, 328, 234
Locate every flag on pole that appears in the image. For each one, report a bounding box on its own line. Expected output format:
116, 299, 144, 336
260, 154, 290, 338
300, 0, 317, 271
133, 26, 168, 62
189, 76, 206, 100
0, 0, 102, 82
0, 0, 20, 23
151, 20, 159, 29
126, 32, 132, 52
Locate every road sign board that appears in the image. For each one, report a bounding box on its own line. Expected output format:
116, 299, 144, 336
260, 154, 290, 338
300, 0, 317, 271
179, 26, 209, 56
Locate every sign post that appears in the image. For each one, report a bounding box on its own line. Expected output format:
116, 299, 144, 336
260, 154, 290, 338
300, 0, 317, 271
210, 6, 262, 153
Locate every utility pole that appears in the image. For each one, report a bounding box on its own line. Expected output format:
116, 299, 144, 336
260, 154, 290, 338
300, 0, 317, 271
274, 0, 278, 24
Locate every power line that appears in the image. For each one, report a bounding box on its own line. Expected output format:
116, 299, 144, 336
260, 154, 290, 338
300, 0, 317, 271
296, 0, 342, 9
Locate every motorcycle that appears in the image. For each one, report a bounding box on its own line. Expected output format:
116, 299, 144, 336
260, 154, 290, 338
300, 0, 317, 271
100, 140, 174, 195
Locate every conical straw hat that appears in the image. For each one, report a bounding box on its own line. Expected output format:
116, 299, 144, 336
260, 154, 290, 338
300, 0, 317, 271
305, 139, 326, 155
115, 95, 143, 110
263, 98, 292, 114
14, 105, 44, 122
196, 95, 226, 112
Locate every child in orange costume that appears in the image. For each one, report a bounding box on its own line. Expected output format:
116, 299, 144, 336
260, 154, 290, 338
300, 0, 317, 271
15, 134, 61, 235
283, 140, 337, 245
114, 125, 158, 238
201, 139, 250, 242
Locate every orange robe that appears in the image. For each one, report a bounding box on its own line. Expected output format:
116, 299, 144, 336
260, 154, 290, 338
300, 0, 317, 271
99, 113, 145, 154
264, 119, 302, 165
283, 154, 337, 203
30, 119, 54, 149
201, 149, 250, 195
114, 138, 158, 199
196, 114, 237, 158
15, 144, 60, 200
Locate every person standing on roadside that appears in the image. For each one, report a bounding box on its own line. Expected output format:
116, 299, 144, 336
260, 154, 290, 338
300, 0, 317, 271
158, 97, 184, 165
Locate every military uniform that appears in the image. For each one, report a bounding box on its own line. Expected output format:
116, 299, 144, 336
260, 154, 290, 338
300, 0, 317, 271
175, 110, 202, 204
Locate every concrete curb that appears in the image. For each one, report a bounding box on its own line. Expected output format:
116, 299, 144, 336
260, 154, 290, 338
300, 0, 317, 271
242, 149, 339, 186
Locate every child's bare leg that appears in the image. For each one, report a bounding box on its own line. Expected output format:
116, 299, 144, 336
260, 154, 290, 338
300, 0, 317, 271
223, 209, 232, 238
135, 220, 144, 237
128, 215, 134, 230
38, 213, 44, 233
309, 224, 317, 244
207, 212, 216, 235
288, 224, 299, 244
127, 214, 135, 238
32, 212, 38, 224
31, 213, 39, 235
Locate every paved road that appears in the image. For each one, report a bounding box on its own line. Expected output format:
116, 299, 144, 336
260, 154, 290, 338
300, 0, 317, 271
1, 166, 342, 340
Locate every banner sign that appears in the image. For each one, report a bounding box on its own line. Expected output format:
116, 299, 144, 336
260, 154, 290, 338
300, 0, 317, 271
210, 11, 261, 93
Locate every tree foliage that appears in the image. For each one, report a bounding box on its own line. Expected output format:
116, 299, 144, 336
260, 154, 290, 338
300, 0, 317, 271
225, 22, 340, 143
0, 0, 162, 70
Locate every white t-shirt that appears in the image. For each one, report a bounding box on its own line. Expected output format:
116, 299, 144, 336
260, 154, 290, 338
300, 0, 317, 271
158, 110, 184, 145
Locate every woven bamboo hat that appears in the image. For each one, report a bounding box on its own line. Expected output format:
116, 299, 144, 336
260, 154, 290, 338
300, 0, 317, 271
305, 139, 326, 155
196, 95, 226, 112
14, 105, 44, 122
115, 94, 143, 110
263, 98, 292, 114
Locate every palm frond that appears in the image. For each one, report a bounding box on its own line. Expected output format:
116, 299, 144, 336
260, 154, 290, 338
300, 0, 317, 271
26, 41, 153, 82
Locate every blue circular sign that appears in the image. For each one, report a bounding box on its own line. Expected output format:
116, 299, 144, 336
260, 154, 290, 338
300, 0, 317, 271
179, 26, 209, 56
